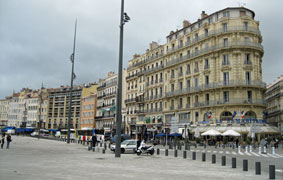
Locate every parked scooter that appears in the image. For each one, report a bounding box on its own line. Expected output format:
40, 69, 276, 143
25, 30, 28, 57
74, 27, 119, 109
136, 141, 154, 156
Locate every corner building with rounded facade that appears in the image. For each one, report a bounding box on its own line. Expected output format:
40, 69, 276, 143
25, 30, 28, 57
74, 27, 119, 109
125, 7, 266, 138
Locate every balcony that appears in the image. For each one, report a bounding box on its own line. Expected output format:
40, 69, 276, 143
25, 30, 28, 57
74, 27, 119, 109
124, 98, 136, 103
170, 106, 174, 110
194, 68, 199, 73
164, 80, 266, 98
178, 104, 183, 109
193, 98, 266, 107
186, 71, 191, 75
178, 72, 183, 77
186, 104, 190, 108
159, 78, 163, 83
126, 73, 138, 80
204, 64, 210, 70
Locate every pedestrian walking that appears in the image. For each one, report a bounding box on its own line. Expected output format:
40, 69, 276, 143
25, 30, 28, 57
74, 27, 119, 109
83, 135, 86, 146
92, 134, 97, 147
1, 134, 5, 149
6, 134, 12, 149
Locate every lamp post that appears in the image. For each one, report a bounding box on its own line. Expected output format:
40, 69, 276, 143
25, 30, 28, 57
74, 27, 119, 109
67, 20, 77, 144
38, 85, 43, 139
115, 0, 130, 158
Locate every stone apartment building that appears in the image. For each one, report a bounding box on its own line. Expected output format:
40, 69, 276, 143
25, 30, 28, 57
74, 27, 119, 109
0, 99, 9, 128
265, 75, 283, 135
47, 85, 82, 130
96, 71, 127, 134
126, 7, 268, 138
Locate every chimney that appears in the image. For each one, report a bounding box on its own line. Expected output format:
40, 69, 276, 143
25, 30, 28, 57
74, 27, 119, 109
183, 20, 190, 28
150, 41, 158, 50
201, 11, 208, 19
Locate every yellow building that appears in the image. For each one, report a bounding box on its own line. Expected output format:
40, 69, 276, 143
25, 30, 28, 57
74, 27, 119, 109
80, 84, 98, 130
126, 7, 270, 139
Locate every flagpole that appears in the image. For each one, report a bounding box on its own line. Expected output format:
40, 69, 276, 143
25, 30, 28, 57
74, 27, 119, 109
67, 20, 77, 144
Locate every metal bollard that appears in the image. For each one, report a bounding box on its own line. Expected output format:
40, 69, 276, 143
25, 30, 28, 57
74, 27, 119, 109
238, 145, 241, 153
232, 157, 236, 168
255, 162, 261, 175
243, 159, 248, 171
245, 146, 248, 153
174, 149, 178, 157
157, 148, 160, 155
259, 147, 261, 154
202, 153, 206, 162
185, 143, 188, 150
264, 146, 267, 154
92, 147, 95, 152
102, 149, 105, 154
195, 144, 197, 148
250, 145, 252, 153
212, 154, 216, 164
100, 143, 102, 147
165, 149, 168, 156
222, 156, 226, 166
269, 165, 275, 179
183, 151, 187, 159
104, 143, 107, 150
192, 152, 196, 160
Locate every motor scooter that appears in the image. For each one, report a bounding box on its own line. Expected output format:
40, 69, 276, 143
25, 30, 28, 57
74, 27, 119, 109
136, 144, 155, 156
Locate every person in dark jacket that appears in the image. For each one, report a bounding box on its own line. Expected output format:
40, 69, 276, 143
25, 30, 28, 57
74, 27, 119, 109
92, 134, 97, 147
1, 134, 5, 149
6, 134, 12, 149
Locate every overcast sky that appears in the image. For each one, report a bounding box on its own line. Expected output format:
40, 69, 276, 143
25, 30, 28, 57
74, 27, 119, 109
0, 0, 282, 99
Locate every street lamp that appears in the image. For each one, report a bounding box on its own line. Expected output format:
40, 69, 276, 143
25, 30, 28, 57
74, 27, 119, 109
38, 84, 43, 139
67, 20, 77, 144
115, 0, 130, 158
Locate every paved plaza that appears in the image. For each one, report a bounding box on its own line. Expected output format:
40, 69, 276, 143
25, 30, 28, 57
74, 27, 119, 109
1, 136, 280, 180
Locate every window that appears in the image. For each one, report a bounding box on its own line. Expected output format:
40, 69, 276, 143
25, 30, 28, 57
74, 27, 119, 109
205, 29, 208, 37
222, 54, 229, 65
171, 69, 175, 78
171, 84, 174, 92
223, 91, 229, 103
195, 33, 198, 41
204, 59, 209, 69
244, 37, 249, 44
179, 40, 183, 48
240, 11, 246, 17
222, 23, 227, 32
194, 62, 199, 72
195, 77, 198, 87
244, 22, 248, 31
246, 72, 251, 84
179, 81, 183, 90
160, 87, 163, 96
195, 47, 199, 56
245, 54, 251, 64
187, 37, 191, 44
205, 94, 209, 103
187, 50, 191, 58
205, 75, 209, 85
195, 112, 199, 122
179, 112, 190, 121
223, 72, 229, 85
223, 38, 228, 47
187, 97, 191, 107
186, 79, 191, 89
179, 66, 183, 76
179, 98, 183, 107
208, 17, 212, 23
187, 64, 191, 74
247, 91, 252, 102
223, 11, 230, 17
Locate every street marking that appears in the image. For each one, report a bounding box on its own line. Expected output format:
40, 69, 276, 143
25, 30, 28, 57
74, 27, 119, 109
207, 150, 211, 153
273, 154, 283, 158
267, 153, 278, 158
201, 150, 206, 152
238, 152, 244, 155
244, 152, 252, 156
259, 153, 268, 157
213, 151, 217, 153
250, 152, 260, 157
219, 151, 223, 154
225, 151, 230, 154
196, 150, 200, 152
232, 152, 237, 155
275, 169, 283, 173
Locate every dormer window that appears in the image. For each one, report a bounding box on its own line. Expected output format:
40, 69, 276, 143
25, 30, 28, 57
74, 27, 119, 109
223, 11, 230, 17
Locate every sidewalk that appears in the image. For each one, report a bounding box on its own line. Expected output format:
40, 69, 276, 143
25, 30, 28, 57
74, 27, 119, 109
0, 136, 270, 180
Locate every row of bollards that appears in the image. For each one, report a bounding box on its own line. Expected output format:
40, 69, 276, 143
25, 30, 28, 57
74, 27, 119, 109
157, 148, 276, 179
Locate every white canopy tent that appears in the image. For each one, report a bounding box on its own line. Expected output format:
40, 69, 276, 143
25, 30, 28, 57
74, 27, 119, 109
221, 129, 240, 136
201, 129, 221, 136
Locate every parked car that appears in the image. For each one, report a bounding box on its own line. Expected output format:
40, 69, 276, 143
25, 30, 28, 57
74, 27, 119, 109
31, 132, 39, 137
110, 139, 138, 153
110, 134, 131, 144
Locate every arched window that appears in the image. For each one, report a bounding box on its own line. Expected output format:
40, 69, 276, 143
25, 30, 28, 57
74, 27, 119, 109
245, 111, 256, 119
220, 111, 232, 121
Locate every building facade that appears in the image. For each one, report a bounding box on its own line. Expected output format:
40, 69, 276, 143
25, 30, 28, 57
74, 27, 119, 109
265, 75, 283, 134
47, 86, 82, 130
0, 99, 9, 128
96, 71, 126, 134
126, 7, 267, 138
80, 84, 98, 130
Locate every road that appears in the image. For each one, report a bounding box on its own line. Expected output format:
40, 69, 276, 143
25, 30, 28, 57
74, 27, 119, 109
0, 136, 276, 180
